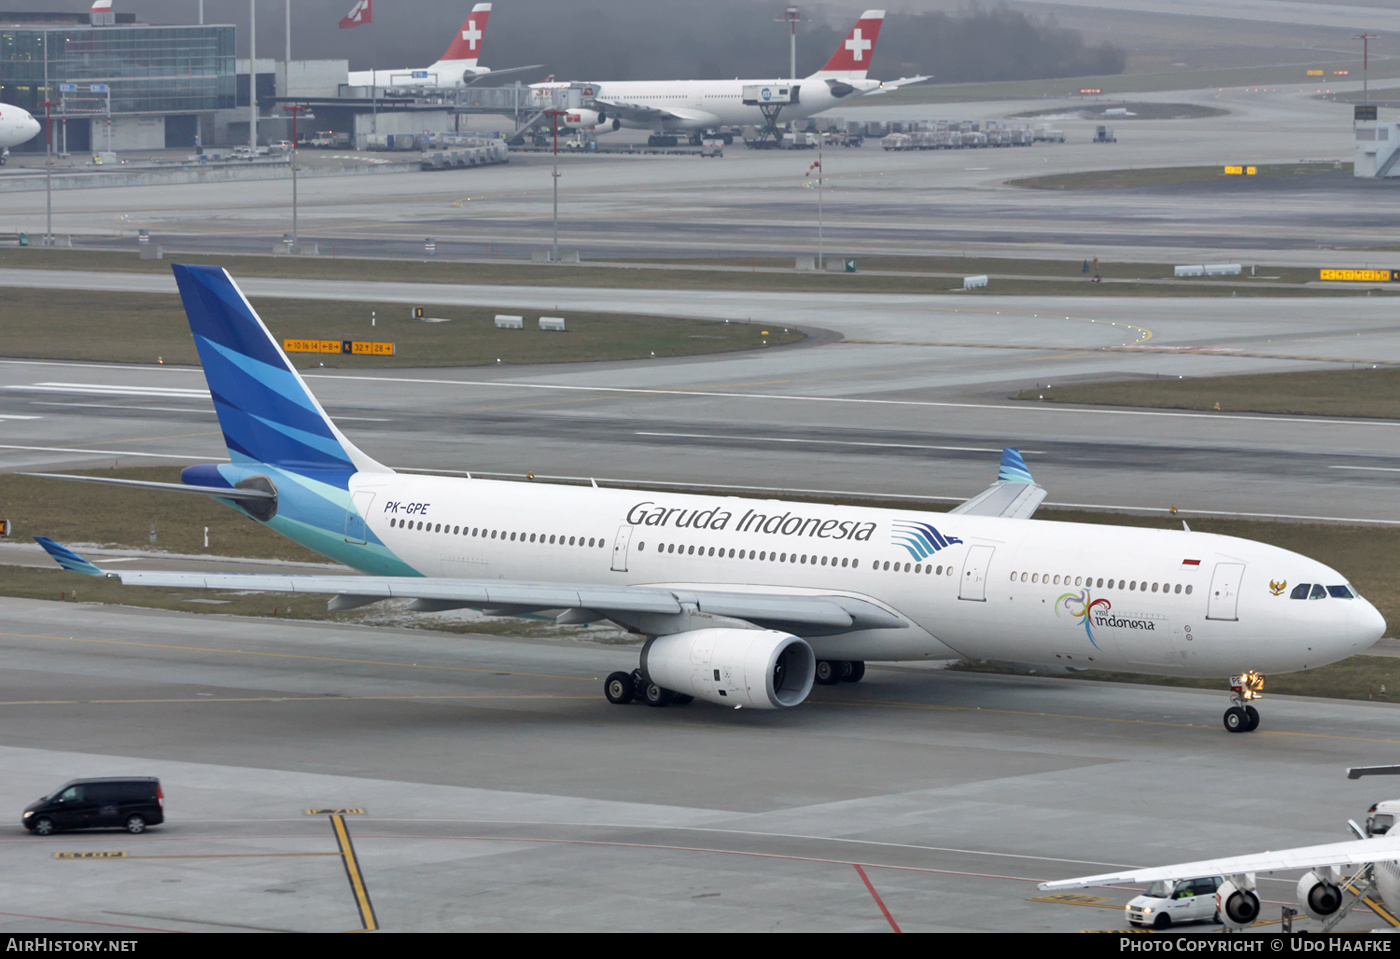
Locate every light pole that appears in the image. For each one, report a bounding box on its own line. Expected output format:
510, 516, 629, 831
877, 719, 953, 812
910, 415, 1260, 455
248, 0, 258, 155
1355, 33, 1378, 103
775, 5, 806, 80
39, 100, 57, 245
282, 104, 308, 252
544, 108, 566, 262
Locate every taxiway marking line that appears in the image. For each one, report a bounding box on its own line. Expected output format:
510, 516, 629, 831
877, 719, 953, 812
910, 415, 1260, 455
634, 432, 1043, 455
813, 698, 1400, 744
367, 832, 1048, 883
0, 630, 594, 682
1366, 895, 1400, 927
0, 909, 183, 933
0, 444, 225, 460
0, 694, 596, 706
854, 863, 902, 933
1332, 466, 1400, 473
305, 373, 1400, 429
331, 814, 378, 933
65, 852, 341, 860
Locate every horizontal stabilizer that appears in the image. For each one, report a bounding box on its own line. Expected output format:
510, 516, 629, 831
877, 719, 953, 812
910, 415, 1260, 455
949, 447, 1046, 519
23, 472, 275, 501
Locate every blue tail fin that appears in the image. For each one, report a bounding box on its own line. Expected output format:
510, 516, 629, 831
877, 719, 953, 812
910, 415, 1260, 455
171, 264, 386, 477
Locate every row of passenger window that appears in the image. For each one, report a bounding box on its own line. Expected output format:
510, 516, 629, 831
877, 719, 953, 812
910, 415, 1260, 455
1290, 583, 1356, 600
640, 542, 860, 568
1011, 571, 1193, 595
638, 542, 956, 577
387, 517, 606, 549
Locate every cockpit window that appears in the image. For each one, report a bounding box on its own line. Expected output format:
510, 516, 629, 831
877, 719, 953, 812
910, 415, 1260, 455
1310, 584, 1327, 600
1290, 583, 1311, 600
1328, 585, 1356, 599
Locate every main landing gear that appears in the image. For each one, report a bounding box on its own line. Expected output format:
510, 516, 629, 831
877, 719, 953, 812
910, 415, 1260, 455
602, 660, 866, 706
604, 669, 694, 708
814, 660, 866, 686
1223, 671, 1265, 733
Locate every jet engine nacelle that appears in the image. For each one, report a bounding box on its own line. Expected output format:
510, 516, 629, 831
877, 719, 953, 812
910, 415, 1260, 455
563, 109, 603, 129
643, 628, 815, 709
1296, 870, 1345, 921
1216, 878, 1261, 928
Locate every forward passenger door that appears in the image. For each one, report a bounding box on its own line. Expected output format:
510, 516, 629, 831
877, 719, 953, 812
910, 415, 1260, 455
959, 545, 995, 601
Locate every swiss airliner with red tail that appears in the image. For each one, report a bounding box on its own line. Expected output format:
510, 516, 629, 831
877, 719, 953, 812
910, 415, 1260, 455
347, 3, 539, 89
545, 10, 928, 141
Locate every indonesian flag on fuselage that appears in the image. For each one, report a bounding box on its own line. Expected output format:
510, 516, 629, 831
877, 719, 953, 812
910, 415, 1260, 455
438, 4, 492, 64
340, 0, 372, 29
817, 9, 884, 77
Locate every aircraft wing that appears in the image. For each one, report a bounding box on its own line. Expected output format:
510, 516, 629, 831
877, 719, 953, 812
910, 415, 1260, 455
1039, 835, 1400, 890
592, 98, 719, 126
34, 537, 907, 635
947, 448, 1046, 520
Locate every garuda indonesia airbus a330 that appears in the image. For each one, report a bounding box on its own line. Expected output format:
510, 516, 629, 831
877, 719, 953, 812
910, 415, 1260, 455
34, 266, 1385, 729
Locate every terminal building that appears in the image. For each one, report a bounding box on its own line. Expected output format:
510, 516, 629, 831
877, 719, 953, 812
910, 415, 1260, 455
0, 8, 235, 152
0, 8, 530, 154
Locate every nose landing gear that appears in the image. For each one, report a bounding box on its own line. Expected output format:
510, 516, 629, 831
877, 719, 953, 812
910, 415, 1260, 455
1223, 671, 1264, 733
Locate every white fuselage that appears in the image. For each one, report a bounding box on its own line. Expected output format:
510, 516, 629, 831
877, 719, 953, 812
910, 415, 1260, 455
348, 61, 484, 90
343, 472, 1382, 673
575, 75, 877, 133
0, 103, 40, 151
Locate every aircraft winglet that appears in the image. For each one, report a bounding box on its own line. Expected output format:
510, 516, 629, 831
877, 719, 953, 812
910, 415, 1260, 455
997, 448, 1034, 484
34, 537, 106, 577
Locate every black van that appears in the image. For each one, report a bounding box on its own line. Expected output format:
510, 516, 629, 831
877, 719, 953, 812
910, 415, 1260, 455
22, 778, 164, 835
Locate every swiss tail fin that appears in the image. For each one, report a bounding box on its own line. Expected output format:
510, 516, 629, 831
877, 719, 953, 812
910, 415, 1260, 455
171, 264, 389, 477
811, 9, 884, 78
436, 2, 491, 66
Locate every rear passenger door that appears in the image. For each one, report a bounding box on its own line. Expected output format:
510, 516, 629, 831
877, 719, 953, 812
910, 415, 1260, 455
86, 783, 123, 828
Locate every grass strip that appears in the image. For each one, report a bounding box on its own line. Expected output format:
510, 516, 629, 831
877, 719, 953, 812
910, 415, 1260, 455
1015, 366, 1400, 419
0, 287, 799, 368
0, 250, 1385, 301
1010, 162, 1351, 190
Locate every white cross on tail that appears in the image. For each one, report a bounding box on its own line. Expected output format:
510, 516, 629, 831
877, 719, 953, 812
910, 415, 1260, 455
845, 28, 871, 61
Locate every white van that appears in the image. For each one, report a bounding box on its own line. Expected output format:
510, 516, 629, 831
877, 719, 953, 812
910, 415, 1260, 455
1126, 876, 1224, 929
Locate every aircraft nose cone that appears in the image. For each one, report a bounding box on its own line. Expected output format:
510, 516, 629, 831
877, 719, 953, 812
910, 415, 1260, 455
1350, 600, 1386, 653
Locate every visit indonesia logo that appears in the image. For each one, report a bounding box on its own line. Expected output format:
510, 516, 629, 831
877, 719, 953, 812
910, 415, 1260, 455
1057, 589, 1111, 649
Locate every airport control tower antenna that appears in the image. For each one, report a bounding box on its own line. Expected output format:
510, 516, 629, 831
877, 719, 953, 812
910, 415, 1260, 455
776, 5, 807, 80
1354, 33, 1378, 103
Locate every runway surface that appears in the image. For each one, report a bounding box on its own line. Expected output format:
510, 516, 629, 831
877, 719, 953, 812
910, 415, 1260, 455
0, 598, 1396, 933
